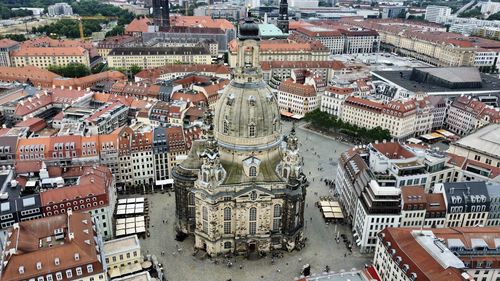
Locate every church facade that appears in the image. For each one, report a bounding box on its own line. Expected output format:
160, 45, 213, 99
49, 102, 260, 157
173, 16, 307, 257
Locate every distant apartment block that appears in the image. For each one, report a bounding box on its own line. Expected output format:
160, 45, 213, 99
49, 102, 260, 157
425, 5, 451, 23
47, 2, 74, 17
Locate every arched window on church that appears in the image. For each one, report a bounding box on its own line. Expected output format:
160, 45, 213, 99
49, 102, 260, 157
202, 206, 208, 234
273, 204, 282, 231
202, 171, 208, 182
188, 193, 195, 218
224, 207, 231, 234
249, 123, 256, 137
282, 168, 288, 179
244, 47, 253, 67
223, 120, 229, 134
249, 166, 257, 177
249, 207, 257, 235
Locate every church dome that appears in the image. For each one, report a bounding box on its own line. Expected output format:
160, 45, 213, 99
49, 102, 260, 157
214, 79, 281, 150
239, 18, 260, 40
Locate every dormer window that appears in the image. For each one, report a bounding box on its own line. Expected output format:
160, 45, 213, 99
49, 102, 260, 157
36, 262, 42, 270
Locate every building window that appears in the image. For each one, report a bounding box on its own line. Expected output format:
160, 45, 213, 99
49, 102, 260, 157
224, 241, 232, 249
76, 267, 82, 276
474, 155, 481, 161
87, 264, 93, 273
224, 207, 231, 234
249, 166, 257, 177
202, 206, 208, 234
249, 123, 256, 137
223, 120, 229, 134
273, 204, 282, 231
249, 207, 257, 235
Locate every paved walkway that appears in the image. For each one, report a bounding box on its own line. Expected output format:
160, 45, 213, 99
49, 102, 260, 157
138, 122, 373, 281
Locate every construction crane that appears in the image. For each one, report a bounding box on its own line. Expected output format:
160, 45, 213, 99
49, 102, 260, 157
78, 16, 118, 40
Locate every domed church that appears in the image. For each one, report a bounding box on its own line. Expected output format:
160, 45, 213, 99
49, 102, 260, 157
173, 16, 307, 257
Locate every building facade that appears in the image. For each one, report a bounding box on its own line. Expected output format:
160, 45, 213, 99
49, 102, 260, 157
107, 47, 212, 69
424, 5, 451, 23
11, 47, 91, 69
103, 235, 142, 279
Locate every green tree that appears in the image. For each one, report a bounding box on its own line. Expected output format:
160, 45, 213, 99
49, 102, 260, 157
105, 25, 125, 37
130, 65, 142, 76
33, 18, 105, 38
48, 63, 90, 78
459, 7, 482, 18
0, 34, 27, 41
304, 109, 392, 142
71, 0, 134, 26
489, 11, 500, 20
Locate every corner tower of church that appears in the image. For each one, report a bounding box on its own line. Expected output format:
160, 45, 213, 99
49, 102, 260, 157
173, 15, 307, 257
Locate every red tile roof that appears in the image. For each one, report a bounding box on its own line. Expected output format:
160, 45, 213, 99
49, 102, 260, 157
171, 91, 208, 105
327, 86, 354, 95
135, 64, 230, 81
40, 166, 112, 206
279, 79, 316, 97
125, 16, 152, 34
110, 81, 160, 98
0, 65, 61, 87
0, 38, 19, 48
372, 142, 416, 159
381, 228, 467, 281
170, 15, 235, 31
2, 212, 104, 281
14, 117, 46, 132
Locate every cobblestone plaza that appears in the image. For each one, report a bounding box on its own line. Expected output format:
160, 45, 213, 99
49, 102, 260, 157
139, 122, 372, 281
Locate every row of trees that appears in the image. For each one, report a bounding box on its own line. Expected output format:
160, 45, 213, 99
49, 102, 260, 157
0, 34, 27, 41
71, 0, 134, 26
33, 18, 103, 38
304, 109, 392, 143
0, 6, 33, 19
48, 63, 90, 78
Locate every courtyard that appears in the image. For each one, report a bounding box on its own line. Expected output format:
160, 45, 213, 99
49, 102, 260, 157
138, 121, 373, 281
